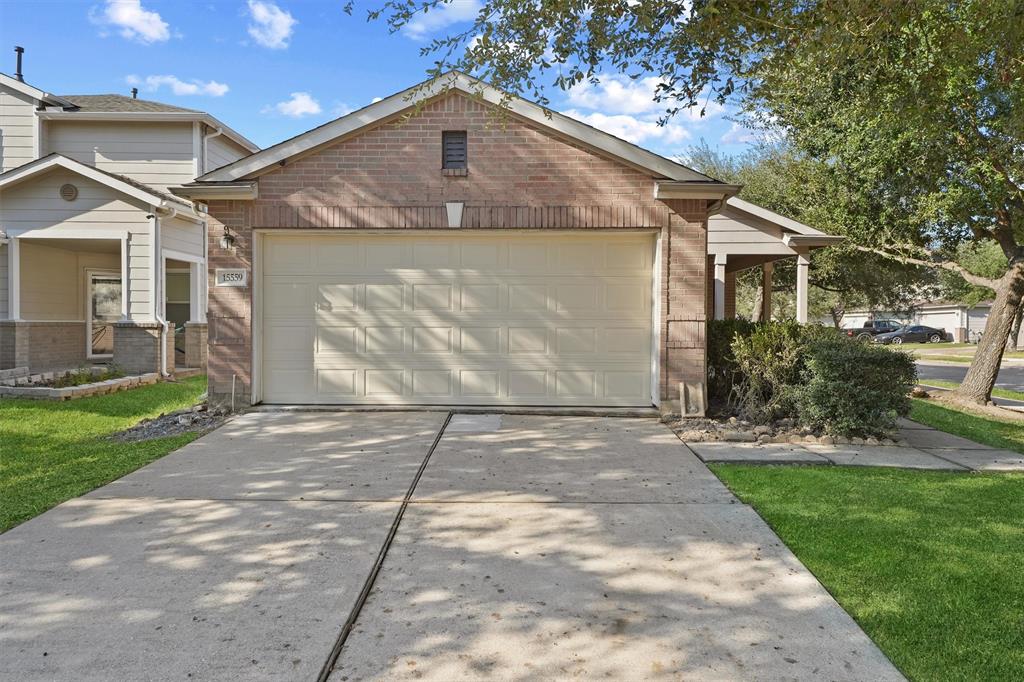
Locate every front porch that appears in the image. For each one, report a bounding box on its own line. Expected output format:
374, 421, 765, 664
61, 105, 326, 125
706, 197, 842, 322
0, 155, 208, 376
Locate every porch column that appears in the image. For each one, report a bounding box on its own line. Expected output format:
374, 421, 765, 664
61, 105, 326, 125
8, 237, 20, 320
761, 261, 773, 322
189, 261, 204, 322
713, 253, 727, 321
120, 235, 129, 320
795, 250, 810, 324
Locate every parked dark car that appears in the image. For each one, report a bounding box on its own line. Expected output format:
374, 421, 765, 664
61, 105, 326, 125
844, 319, 903, 340
873, 325, 947, 345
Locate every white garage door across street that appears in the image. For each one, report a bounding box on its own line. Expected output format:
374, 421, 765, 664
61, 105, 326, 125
259, 232, 656, 406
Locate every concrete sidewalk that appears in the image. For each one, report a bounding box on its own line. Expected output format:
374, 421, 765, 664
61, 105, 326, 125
687, 418, 1024, 472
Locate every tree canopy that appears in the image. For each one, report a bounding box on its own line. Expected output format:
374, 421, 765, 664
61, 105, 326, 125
358, 0, 1024, 402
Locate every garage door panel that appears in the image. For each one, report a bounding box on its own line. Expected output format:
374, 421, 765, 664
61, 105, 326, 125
262, 233, 655, 406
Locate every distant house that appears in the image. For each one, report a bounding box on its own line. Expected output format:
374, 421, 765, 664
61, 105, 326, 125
833, 301, 1013, 344
0, 68, 257, 375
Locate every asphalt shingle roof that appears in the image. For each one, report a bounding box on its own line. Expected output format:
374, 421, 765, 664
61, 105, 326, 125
59, 94, 201, 114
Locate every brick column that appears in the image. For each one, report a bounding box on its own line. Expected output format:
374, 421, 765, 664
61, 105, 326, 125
206, 201, 252, 408
0, 321, 29, 370
660, 199, 709, 417
184, 322, 208, 370
113, 322, 166, 375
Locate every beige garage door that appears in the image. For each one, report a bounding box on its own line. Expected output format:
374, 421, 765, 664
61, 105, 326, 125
260, 232, 655, 405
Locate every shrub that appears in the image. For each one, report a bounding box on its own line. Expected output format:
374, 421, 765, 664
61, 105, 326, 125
797, 339, 917, 437
707, 318, 756, 404
51, 365, 124, 388
730, 321, 833, 422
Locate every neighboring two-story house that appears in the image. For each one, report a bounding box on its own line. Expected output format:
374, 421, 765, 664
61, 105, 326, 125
0, 70, 257, 376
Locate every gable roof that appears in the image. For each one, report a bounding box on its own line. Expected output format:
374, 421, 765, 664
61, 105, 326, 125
0, 154, 195, 213
724, 196, 843, 246
0, 72, 74, 107
60, 94, 202, 114
198, 71, 724, 184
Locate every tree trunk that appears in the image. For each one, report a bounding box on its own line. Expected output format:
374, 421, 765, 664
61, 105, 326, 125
1005, 300, 1024, 352
750, 283, 764, 323
953, 259, 1024, 403
829, 307, 844, 328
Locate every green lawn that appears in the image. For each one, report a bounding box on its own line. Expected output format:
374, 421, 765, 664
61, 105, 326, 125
910, 398, 1024, 454
0, 376, 207, 532
916, 378, 1024, 402
916, 354, 975, 363
898, 342, 973, 350
712, 465, 1024, 681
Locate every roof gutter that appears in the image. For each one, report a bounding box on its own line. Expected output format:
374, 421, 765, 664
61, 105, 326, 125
170, 181, 258, 201
783, 234, 845, 248
654, 181, 743, 211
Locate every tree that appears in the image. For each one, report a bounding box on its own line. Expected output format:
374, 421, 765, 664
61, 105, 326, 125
685, 141, 930, 324
358, 0, 1024, 403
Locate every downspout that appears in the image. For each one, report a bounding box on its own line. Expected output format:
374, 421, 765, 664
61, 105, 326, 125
201, 126, 224, 175
151, 208, 171, 378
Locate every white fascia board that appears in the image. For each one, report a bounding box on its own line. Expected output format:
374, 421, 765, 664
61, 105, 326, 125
200, 71, 715, 183
36, 111, 259, 153
169, 182, 258, 201
655, 180, 743, 201
0, 73, 73, 107
7, 227, 129, 240
782, 233, 845, 248
0, 155, 194, 214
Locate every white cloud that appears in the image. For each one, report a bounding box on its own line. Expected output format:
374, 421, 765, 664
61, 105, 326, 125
370, 96, 383, 104
562, 109, 691, 146
127, 75, 229, 97
264, 92, 321, 118
247, 0, 296, 49
403, 0, 480, 40
720, 121, 757, 145
566, 74, 725, 119
331, 102, 354, 117
91, 0, 170, 44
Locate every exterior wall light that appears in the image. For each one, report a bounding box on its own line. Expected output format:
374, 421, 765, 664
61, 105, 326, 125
219, 229, 236, 250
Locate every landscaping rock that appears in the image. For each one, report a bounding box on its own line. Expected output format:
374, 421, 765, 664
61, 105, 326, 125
817, 435, 836, 445
753, 425, 772, 436
722, 430, 756, 443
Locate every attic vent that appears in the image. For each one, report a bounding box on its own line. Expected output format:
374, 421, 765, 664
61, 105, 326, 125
59, 184, 79, 202
442, 130, 467, 170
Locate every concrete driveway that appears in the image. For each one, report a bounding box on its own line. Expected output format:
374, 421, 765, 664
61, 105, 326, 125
0, 412, 902, 681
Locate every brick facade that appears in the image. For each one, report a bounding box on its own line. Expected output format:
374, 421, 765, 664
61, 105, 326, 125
0, 321, 87, 372
204, 92, 710, 413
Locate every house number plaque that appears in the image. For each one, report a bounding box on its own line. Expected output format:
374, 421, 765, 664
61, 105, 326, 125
215, 269, 248, 287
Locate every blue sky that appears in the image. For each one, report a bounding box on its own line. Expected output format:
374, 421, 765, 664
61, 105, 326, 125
0, 0, 756, 158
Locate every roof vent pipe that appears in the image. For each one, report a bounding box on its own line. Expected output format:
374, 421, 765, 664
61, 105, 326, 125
131, 87, 138, 99
14, 46, 24, 82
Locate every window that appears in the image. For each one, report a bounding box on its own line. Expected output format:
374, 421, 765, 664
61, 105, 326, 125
442, 130, 467, 170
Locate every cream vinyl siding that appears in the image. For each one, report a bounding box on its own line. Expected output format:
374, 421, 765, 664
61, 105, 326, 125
0, 243, 8, 319
0, 86, 36, 171
161, 213, 204, 258
47, 121, 195, 191
260, 232, 655, 406
19, 241, 119, 320
708, 211, 785, 253
206, 134, 249, 173
0, 169, 152, 319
